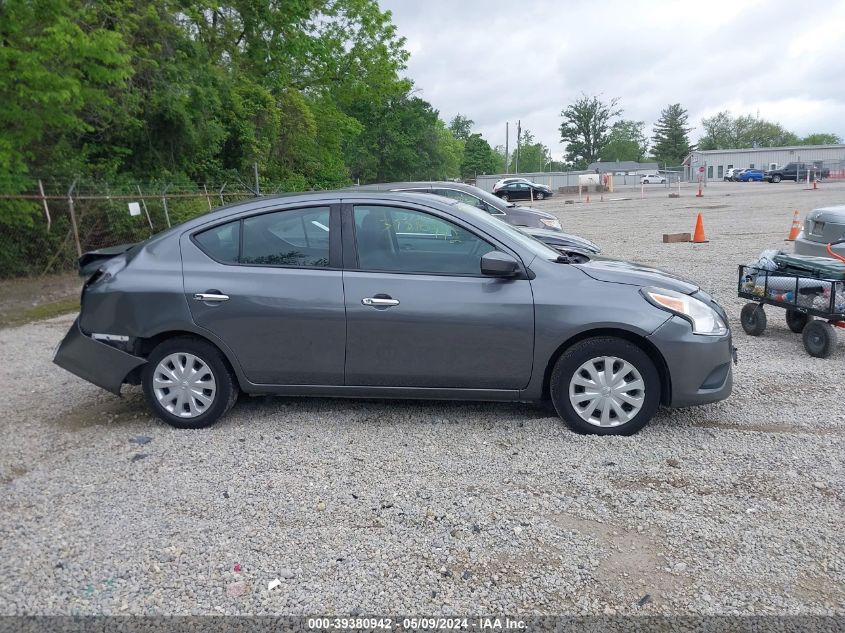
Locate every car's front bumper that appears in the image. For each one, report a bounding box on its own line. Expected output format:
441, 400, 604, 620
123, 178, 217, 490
647, 316, 734, 407
794, 236, 845, 259
53, 318, 146, 395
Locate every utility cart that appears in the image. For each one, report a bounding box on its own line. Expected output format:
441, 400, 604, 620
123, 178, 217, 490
738, 243, 845, 358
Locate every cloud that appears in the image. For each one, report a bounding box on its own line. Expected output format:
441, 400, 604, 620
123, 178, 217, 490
381, 0, 845, 159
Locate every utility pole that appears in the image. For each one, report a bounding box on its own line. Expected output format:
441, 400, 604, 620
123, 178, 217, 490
504, 122, 509, 174
515, 120, 521, 174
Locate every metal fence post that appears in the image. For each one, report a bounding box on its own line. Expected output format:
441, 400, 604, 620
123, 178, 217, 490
38, 179, 51, 232
203, 184, 212, 210
67, 178, 82, 257
161, 185, 171, 228
137, 185, 153, 230
218, 182, 227, 206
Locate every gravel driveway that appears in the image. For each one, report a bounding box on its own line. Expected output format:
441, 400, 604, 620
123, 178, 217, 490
0, 181, 843, 616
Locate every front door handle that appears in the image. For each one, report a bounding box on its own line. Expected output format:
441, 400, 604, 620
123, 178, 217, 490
362, 296, 400, 307
194, 292, 229, 302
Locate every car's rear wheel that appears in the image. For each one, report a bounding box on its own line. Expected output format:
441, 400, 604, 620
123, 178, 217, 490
550, 337, 660, 436
142, 337, 238, 429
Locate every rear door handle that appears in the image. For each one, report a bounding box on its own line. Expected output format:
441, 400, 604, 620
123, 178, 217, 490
194, 293, 229, 302
362, 296, 400, 307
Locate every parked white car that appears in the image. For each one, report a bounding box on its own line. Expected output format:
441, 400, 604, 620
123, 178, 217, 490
492, 177, 531, 192
640, 173, 666, 184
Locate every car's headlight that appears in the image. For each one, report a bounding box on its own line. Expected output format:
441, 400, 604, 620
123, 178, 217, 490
540, 217, 561, 230
641, 287, 728, 336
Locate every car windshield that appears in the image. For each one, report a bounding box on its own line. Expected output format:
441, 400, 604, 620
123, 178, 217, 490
451, 201, 561, 260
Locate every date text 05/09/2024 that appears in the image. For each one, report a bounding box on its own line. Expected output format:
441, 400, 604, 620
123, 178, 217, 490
307, 617, 527, 630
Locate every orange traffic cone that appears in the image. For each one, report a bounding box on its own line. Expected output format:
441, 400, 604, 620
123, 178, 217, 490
696, 181, 703, 197
813, 178, 818, 190
785, 210, 801, 241
690, 213, 708, 243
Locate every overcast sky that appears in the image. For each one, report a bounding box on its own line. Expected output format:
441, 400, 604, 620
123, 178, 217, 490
380, 0, 845, 159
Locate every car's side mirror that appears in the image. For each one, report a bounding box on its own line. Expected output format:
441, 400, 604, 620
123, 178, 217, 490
481, 251, 520, 277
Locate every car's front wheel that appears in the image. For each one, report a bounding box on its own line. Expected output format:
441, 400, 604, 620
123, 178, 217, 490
535, 191, 545, 200
772, 174, 781, 183
550, 337, 660, 435
500, 193, 509, 202
142, 337, 239, 429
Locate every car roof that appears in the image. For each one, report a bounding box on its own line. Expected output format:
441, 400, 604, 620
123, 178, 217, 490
155, 190, 464, 234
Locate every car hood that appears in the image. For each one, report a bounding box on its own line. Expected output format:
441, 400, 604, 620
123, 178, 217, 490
573, 257, 699, 294
519, 227, 600, 253
513, 205, 556, 220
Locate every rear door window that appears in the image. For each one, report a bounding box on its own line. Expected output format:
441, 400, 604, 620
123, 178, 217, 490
241, 207, 331, 267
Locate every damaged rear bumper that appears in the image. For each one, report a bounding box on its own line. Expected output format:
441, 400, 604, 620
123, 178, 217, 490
53, 318, 146, 395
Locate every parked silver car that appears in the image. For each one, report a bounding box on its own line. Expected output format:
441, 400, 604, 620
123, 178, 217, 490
55, 191, 734, 435
794, 206, 845, 259
351, 181, 561, 230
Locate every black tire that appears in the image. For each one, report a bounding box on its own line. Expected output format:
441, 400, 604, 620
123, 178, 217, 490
535, 191, 545, 200
500, 193, 509, 202
142, 336, 239, 429
785, 309, 811, 334
740, 303, 767, 336
802, 321, 837, 358
772, 174, 782, 183
550, 337, 660, 436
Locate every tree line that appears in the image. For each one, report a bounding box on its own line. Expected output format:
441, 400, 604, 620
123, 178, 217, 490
1, 1, 492, 202
3, 1, 842, 210
558, 94, 842, 169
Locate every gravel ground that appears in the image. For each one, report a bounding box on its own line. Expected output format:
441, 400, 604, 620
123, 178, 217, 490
0, 181, 843, 617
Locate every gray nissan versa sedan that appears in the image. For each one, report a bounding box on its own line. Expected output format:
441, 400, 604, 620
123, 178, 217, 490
54, 191, 734, 435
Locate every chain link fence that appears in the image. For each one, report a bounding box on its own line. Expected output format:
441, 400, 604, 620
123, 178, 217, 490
0, 178, 302, 279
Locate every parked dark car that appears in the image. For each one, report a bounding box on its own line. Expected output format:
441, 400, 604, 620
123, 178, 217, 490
738, 169, 764, 182
764, 162, 830, 183
494, 181, 553, 201
352, 181, 562, 231
55, 191, 734, 436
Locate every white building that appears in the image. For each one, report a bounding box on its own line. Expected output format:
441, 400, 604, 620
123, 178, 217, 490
684, 144, 845, 181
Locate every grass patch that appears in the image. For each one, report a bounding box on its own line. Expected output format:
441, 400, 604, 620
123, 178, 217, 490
0, 295, 80, 329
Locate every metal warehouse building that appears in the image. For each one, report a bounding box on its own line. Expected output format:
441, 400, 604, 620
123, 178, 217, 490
685, 144, 845, 181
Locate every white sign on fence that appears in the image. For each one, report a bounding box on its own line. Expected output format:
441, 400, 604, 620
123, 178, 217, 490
128, 202, 141, 217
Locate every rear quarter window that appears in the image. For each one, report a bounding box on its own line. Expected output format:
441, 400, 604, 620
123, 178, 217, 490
194, 221, 241, 263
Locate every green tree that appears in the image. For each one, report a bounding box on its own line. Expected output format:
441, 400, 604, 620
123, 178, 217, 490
559, 94, 621, 168
651, 104, 694, 165
0, 0, 131, 194
599, 120, 648, 162
800, 133, 842, 145
461, 134, 498, 178
448, 114, 474, 141
513, 129, 551, 173
698, 111, 810, 149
